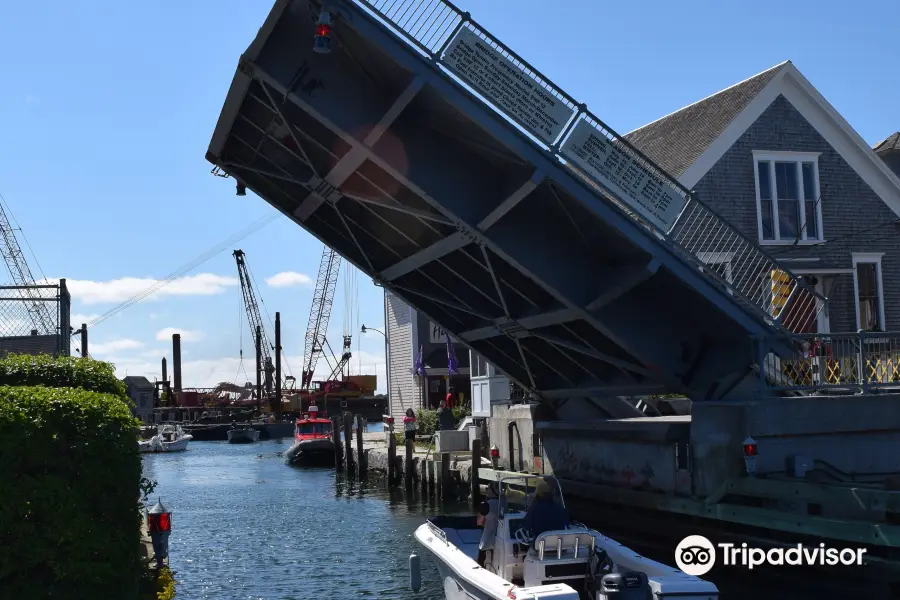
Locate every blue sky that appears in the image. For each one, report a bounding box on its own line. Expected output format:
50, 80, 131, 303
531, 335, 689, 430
0, 0, 896, 390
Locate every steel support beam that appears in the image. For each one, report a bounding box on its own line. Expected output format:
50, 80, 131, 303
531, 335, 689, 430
293, 76, 425, 221
379, 232, 469, 281
539, 385, 666, 399
478, 170, 545, 231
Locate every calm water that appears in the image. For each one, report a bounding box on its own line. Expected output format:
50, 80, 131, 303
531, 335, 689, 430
143, 438, 888, 600
141, 438, 463, 600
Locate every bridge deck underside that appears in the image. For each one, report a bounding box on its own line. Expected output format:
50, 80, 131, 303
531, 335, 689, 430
208, 0, 777, 404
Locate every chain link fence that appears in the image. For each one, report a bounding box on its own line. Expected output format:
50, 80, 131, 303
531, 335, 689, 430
0, 280, 71, 356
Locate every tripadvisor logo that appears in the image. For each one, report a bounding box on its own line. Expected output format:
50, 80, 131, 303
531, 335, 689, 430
675, 535, 867, 576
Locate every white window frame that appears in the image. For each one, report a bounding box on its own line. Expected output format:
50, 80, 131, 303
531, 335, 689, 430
752, 151, 824, 245
851, 252, 886, 332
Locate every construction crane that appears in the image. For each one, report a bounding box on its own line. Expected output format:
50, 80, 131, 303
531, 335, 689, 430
233, 249, 278, 402
300, 246, 342, 389
0, 199, 55, 334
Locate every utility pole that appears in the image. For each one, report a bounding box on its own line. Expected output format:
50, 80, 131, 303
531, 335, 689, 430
255, 325, 262, 414
78, 323, 88, 357
274, 312, 282, 420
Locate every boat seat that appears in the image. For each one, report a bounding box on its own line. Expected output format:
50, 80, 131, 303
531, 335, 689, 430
533, 530, 595, 560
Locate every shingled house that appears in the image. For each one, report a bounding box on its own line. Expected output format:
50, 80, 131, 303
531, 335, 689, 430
875, 132, 900, 178
626, 61, 900, 334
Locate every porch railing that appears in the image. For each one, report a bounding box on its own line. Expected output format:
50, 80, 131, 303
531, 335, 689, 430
755, 332, 900, 393
351, 0, 827, 334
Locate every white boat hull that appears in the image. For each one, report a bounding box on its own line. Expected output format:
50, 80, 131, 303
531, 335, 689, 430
415, 518, 719, 600
138, 435, 192, 453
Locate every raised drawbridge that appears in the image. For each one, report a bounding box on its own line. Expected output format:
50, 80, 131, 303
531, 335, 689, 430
207, 0, 825, 414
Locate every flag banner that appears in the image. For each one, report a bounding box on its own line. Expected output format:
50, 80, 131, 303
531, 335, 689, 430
415, 344, 427, 377
446, 335, 460, 375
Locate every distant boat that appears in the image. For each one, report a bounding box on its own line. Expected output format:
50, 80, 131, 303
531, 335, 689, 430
227, 424, 260, 444
139, 424, 193, 453
283, 404, 334, 465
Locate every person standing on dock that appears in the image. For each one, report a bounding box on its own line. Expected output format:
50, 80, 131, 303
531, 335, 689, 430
403, 408, 417, 442
445, 387, 454, 409
437, 400, 454, 431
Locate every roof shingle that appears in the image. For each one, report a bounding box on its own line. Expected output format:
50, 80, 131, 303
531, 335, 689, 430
874, 132, 900, 154
624, 61, 789, 178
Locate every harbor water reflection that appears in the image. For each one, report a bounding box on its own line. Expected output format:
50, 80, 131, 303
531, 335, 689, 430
142, 438, 466, 599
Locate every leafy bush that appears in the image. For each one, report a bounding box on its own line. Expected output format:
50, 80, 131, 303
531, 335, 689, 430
0, 385, 142, 599
415, 406, 472, 437
0, 353, 127, 398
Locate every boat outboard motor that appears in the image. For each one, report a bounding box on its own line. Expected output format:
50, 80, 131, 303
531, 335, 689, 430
597, 572, 650, 600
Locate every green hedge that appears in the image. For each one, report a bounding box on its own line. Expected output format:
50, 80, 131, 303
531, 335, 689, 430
0, 385, 142, 599
0, 353, 127, 397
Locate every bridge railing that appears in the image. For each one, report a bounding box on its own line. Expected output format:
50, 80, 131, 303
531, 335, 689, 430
352, 0, 826, 332
754, 332, 900, 394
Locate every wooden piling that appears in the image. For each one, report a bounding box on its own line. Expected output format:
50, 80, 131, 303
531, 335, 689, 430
471, 438, 481, 508
343, 413, 354, 473
355, 415, 365, 477
441, 453, 451, 499
331, 416, 342, 471
404, 439, 414, 490
427, 458, 435, 496
387, 431, 397, 485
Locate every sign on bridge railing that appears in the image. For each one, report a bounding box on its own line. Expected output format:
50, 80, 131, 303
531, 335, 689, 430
441, 27, 576, 145
560, 120, 686, 231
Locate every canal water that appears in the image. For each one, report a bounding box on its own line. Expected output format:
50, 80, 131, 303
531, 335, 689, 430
141, 436, 463, 600
143, 437, 884, 600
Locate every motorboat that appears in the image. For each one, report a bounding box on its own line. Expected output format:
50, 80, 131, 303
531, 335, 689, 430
138, 424, 193, 453
414, 474, 719, 600
226, 424, 260, 444
283, 403, 334, 465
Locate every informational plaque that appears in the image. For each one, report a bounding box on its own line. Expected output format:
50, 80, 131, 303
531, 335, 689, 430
442, 28, 575, 144
560, 120, 686, 231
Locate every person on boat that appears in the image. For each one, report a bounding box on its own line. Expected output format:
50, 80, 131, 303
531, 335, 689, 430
523, 478, 569, 547
437, 400, 455, 431
403, 408, 417, 442
230, 421, 237, 430
476, 481, 500, 568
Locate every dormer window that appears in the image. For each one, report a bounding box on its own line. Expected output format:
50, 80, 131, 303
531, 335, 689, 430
753, 151, 823, 244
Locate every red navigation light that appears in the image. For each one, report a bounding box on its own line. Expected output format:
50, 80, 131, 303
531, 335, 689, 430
742, 437, 758, 457
490, 445, 500, 459
147, 501, 172, 533
313, 11, 333, 54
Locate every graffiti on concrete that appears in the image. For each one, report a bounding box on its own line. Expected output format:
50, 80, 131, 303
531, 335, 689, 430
547, 441, 664, 491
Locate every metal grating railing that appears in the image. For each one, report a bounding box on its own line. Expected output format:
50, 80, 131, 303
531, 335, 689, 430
351, 0, 827, 333
755, 332, 900, 394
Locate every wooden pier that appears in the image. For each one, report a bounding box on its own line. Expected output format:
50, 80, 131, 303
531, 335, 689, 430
332, 412, 490, 507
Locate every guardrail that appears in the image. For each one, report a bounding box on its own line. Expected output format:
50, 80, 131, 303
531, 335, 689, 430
352, 0, 826, 333
755, 332, 900, 393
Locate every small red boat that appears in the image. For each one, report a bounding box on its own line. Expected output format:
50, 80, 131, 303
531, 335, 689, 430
283, 402, 334, 465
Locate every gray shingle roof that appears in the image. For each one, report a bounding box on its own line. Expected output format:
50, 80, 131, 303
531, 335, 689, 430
624, 61, 790, 178
874, 132, 900, 154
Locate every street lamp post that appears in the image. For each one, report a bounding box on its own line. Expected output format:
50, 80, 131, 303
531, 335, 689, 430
361, 324, 390, 416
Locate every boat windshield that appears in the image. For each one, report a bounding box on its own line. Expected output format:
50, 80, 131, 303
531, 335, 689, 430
297, 422, 330, 435
499, 475, 565, 514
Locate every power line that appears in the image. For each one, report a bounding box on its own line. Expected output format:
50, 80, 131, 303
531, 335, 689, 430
769, 217, 900, 255
82, 213, 279, 331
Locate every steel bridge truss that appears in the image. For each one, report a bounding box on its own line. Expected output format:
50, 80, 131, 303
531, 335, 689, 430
208, 0, 823, 406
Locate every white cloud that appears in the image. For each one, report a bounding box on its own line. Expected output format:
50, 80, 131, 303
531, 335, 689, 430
155, 327, 204, 342
265, 271, 313, 288
104, 350, 387, 394
40, 273, 239, 305
91, 338, 144, 355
